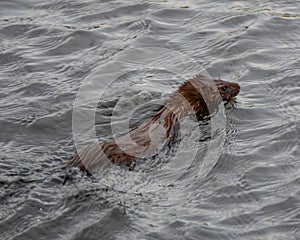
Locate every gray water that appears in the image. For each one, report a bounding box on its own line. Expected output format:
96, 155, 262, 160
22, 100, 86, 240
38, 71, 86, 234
0, 0, 299, 239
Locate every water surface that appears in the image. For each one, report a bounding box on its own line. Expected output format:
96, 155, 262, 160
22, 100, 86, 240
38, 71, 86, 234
0, 0, 299, 239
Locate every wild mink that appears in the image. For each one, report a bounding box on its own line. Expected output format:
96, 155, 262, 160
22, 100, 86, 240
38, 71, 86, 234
63, 75, 240, 174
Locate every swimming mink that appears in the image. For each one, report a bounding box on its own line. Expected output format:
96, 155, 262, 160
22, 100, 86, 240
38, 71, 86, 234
63, 75, 240, 174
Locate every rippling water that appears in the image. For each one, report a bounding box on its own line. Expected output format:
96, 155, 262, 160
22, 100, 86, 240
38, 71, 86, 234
0, 0, 299, 239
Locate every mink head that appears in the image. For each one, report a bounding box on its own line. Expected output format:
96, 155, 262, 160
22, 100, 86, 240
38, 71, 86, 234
213, 79, 240, 102
175, 75, 240, 117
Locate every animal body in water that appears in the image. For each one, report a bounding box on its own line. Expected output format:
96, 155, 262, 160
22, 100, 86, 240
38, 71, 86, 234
63, 75, 240, 174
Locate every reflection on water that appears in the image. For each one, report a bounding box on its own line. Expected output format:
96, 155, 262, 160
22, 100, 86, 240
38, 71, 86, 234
0, 0, 299, 239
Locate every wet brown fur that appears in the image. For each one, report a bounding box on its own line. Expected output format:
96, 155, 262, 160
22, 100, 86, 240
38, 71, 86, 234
63, 75, 240, 173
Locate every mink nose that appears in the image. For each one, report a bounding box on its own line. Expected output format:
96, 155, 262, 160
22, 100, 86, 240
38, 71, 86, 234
234, 83, 240, 93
